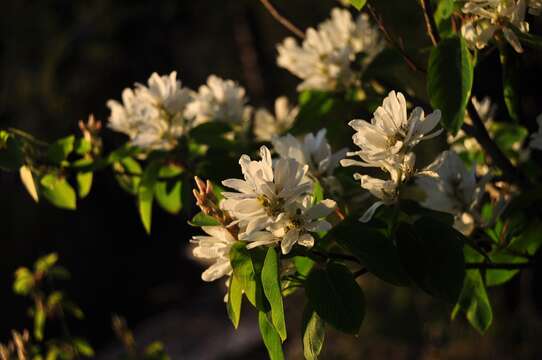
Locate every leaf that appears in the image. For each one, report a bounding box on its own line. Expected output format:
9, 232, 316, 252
302, 304, 326, 360
74, 138, 92, 155
35, 253, 59, 273
230, 243, 265, 309
350, 0, 366, 10
138, 161, 162, 234
0, 131, 24, 171
114, 157, 142, 195
427, 36, 474, 134
19, 166, 39, 202
334, 221, 411, 286
312, 180, 324, 205
294, 256, 315, 277
34, 305, 46, 341
258, 311, 285, 360
396, 218, 466, 303
40, 174, 77, 210
76, 172, 93, 199
227, 275, 243, 329
47, 135, 75, 164
305, 262, 365, 334
190, 122, 234, 148
13, 268, 34, 295
485, 252, 526, 287
189, 212, 221, 227
499, 45, 521, 121
433, 0, 455, 38
452, 270, 493, 334
261, 247, 287, 341
155, 179, 182, 214
72, 338, 95, 357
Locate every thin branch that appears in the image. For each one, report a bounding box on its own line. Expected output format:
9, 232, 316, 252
258, 0, 305, 39
353, 268, 369, 278
418, 0, 440, 45
366, 2, 426, 73
311, 250, 360, 264
462, 101, 531, 188
466, 262, 535, 270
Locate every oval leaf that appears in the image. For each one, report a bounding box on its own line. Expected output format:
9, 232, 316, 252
261, 247, 287, 341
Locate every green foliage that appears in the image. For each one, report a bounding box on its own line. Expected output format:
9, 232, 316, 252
499, 45, 521, 121
226, 274, 243, 329
230, 243, 265, 309
262, 247, 287, 341
350, 0, 366, 11
76, 172, 93, 198
305, 262, 365, 334
47, 136, 75, 164
258, 311, 285, 360
302, 305, 326, 360
427, 36, 474, 134
189, 212, 221, 227
0, 131, 24, 171
138, 161, 162, 234
396, 218, 466, 304
452, 270, 493, 334
40, 174, 77, 210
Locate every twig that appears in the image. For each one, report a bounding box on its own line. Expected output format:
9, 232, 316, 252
418, 0, 440, 46
311, 250, 360, 264
466, 262, 535, 270
258, 0, 305, 39
366, 2, 426, 73
462, 101, 530, 188
353, 268, 369, 278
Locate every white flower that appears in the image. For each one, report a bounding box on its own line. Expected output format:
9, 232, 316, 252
272, 129, 347, 178
529, 114, 542, 150
350, 153, 416, 222
191, 226, 237, 282
416, 151, 488, 235
243, 197, 336, 254
221, 146, 313, 236
254, 97, 298, 141
107, 71, 194, 150
341, 91, 442, 164
461, 0, 538, 53
185, 75, 247, 126
277, 8, 383, 91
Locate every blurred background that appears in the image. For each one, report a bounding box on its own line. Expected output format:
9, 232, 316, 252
1, 0, 542, 358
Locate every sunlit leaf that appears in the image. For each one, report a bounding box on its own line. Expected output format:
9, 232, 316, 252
261, 247, 287, 341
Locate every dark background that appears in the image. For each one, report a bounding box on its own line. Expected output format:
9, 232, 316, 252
1, 1, 542, 358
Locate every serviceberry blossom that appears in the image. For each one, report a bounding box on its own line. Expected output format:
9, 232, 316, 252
185, 75, 248, 126
190, 226, 237, 282
529, 114, 542, 150
416, 151, 489, 235
221, 146, 313, 237
461, 0, 540, 53
253, 97, 299, 141
277, 8, 383, 91
245, 197, 336, 254
107, 71, 194, 150
341, 91, 442, 164
272, 129, 347, 179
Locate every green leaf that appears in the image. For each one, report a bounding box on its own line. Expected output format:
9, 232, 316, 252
19, 166, 39, 202
258, 311, 285, 360
227, 274, 243, 329
35, 253, 59, 273
485, 252, 526, 287
76, 172, 93, 198
508, 220, 542, 255
0, 132, 24, 171
138, 161, 162, 234
40, 174, 77, 210
72, 338, 95, 357
47, 135, 75, 164
34, 305, 46, 341
261, 247, 287, 341
350, 0, 366, 10
427, 36, 474, 134
499, 45, 521, 121
189, 212, 221, 227
452, 270, 492, 333
294, 256, 315, 277
305, 262, 365, 334
334, 221, 411, 286
396, 218, 466, 303
433, 0, 455, 38
155, 179, 182, 214
230, 243, 265, 309
190, 122, 234, 148
13, 268, 34, 295
302, 304, 326, 360
74, 138, 92, 155
113, 157, 142, 195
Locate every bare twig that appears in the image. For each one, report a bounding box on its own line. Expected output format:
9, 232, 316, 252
418, 0, 440, 45
462, 101, 531, 188
366, 2, 426, 73
258, 0, 305, 39
353, 268, 369, 278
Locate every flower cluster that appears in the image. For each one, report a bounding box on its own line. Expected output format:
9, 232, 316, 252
461, 0, 541, 53
253, 97, 299, 141
341, 91, 442, 222
107, 72, 248, 151
277, 7, 383, 91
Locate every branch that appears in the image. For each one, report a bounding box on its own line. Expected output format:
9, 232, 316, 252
311, 250, 360, 264
366, 2, 426, 73
466, 262, 535, 270
418, 0, 440, 46
353, 268, 369, 278
462, 101, 531, 188
258, 0, 305, 39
